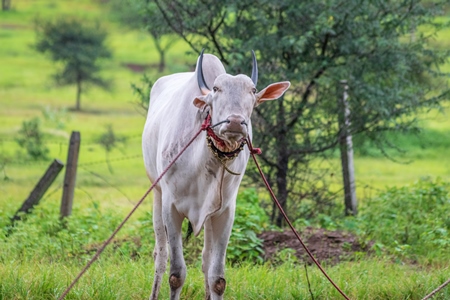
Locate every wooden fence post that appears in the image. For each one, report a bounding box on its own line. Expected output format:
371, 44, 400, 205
338, 80, 358, 215
11, 159, 64, 222
60, 131, 80, 219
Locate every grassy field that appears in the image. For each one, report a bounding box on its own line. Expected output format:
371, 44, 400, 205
1, 1, 450, 299
1, 258, 449, 299
1, 1, 449, 208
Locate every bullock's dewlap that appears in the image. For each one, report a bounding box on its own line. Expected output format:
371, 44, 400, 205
142, 50, 289, 300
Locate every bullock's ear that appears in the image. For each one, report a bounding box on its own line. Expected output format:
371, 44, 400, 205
193, 96, 207, 110
255, 81, 291, 107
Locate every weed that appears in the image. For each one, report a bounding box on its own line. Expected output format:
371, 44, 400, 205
15, 117, 49, 160
357, 177, 450, 264
227, 188, 269, 264
41, 105, 70, 129
96, 124, 127, 174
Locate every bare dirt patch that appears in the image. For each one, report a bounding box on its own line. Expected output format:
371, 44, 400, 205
1, 24, 28, 30
122, 63, 156, 73
259, 227, 372, 265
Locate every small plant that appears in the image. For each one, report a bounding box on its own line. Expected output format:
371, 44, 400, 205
358, 178, 450, 263
131, 74, 153, 114
227, 188, 269, 264
15, 117, 49, 160
41, 106, 69, 129
0, 153, 12, 180
96, 124, 127, 173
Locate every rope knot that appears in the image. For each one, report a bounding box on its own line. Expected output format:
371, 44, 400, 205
250, 147, 262, 155
201, 114, 211, 131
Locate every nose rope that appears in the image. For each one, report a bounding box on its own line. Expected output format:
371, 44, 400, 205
210, 119, 230, 128
203, 113, 248, 176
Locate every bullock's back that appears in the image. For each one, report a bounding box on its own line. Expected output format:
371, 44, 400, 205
142, 54, 226, 182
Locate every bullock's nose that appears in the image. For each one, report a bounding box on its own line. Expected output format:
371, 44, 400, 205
226, 115, 246, 132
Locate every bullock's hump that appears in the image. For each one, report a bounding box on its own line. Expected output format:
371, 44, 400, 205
196, 54, 226, 89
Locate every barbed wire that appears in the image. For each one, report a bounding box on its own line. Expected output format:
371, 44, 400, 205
78, 166, 137, 206
0, 133, 142, 146
1, 150, 141, 167
41, 184, 63, 201
1, 158, 56, 167
78, 154, 141, 167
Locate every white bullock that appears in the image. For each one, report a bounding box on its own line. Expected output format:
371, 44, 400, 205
142, 51, 290, 300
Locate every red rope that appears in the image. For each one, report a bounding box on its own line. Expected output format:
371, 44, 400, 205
58, 125, 206, 300
246, 137, 351, 300
59, 115, 350, 299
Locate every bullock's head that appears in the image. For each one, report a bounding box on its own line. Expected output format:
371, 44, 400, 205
193, 50, 290, 152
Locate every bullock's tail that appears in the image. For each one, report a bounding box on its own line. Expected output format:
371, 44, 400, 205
184, 221, 194, 243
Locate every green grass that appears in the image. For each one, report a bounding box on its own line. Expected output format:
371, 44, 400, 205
0, 258, 448, 299
1, 1, 450, 299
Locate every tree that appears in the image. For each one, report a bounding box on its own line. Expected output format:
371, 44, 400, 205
110, 0, 176, 72
2, 0, 11, 11
152, 0, 450, 226
35, 18, 112, 111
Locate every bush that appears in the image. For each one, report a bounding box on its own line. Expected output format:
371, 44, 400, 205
358, 177, 450, 263
1, 201, 124, 262
227, 188, 269, 264
15, 117, 49, 160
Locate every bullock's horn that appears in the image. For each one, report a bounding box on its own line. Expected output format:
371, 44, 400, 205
197, 49, 210, 95
251, 50, 258, 87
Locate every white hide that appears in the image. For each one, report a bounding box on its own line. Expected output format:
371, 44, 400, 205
142, 53, 290, 300
143, 55, 245, 236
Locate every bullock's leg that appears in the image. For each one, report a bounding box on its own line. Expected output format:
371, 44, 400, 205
203, 208, 234, 300
163, 203, 186, 300
150, 188, 167, 300
202, 219, 213, 300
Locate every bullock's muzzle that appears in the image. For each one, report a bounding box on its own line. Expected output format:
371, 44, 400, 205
219, 115, 248, 142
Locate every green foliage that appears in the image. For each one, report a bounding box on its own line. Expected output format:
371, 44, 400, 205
15, 117, 49, 160
1, 0, 450, 298
0, 189, 268, 265
34, 17, 112, 110
358, 177, 450, 263
96, 124, 127, 173
96, 124, 127, 153
1, 201, 124, 262
41, 105, 70, 129
131, 73, 153, 114
227, 188, 269, 264
0, 258, 449, 300
153, 0, 450, 226
109, 0, 176, 72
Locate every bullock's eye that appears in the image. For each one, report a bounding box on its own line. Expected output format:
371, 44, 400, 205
213, 86, 219, 92
252, 88, 257, 94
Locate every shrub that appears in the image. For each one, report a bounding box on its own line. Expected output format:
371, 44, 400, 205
227, 188, 269, 264
358, 177, 450, 263
15, 117, 49, 160
1, 201, 124, 262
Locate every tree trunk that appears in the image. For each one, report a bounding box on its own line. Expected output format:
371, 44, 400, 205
275, 152, 289, 227
2, 0, 11, 11
338, 81, 357, 215
76, 77, 82, 111
158, 50, 165, 73
151, 34, 165, 73
274, 98, 289, 227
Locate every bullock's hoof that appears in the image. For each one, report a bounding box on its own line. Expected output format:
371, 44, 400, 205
169, 273, 183, 290
213, 277, 226, 296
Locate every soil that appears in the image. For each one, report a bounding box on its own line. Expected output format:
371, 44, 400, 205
122, 63, 156, 73
258, 227, 372, 265
83, 228, 372, 265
